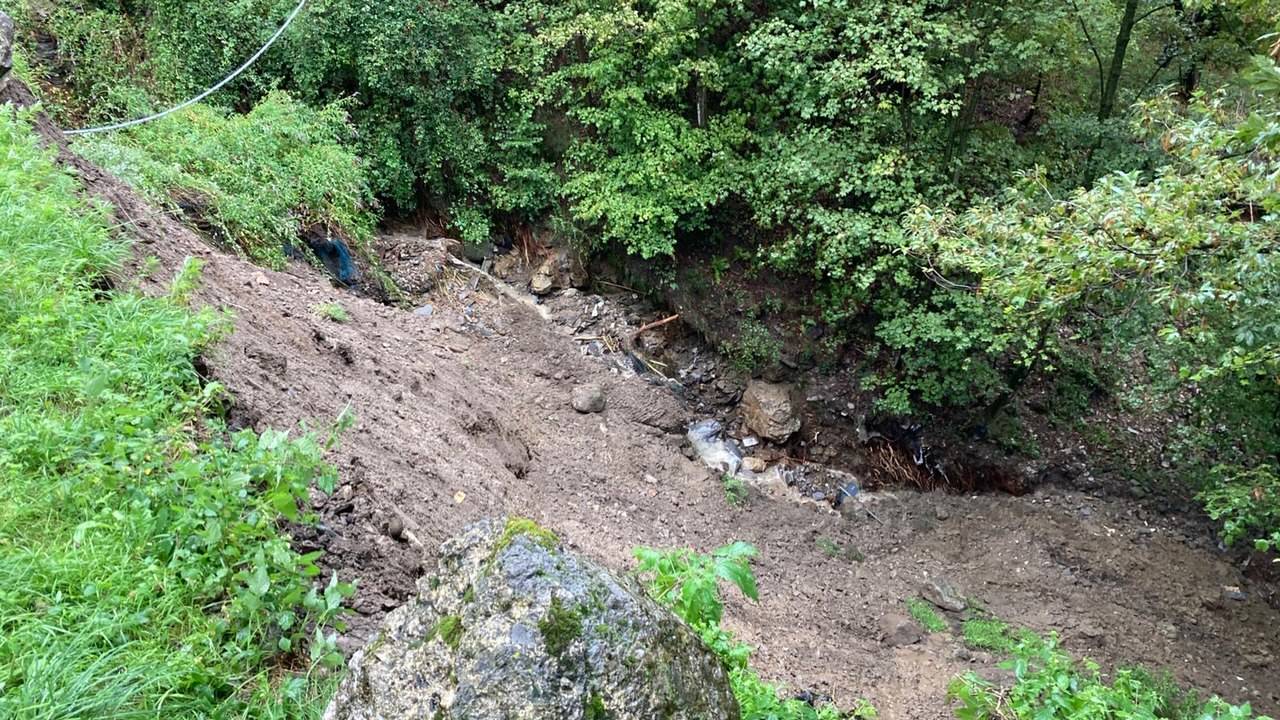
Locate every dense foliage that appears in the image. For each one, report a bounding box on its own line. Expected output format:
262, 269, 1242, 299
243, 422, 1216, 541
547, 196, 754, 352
19, 0, 1270, 255
908, 56, 1280, 552
0, 109, 349, 718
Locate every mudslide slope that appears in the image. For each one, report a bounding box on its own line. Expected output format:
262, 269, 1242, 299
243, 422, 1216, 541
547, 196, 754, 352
9, 79, 1277, 716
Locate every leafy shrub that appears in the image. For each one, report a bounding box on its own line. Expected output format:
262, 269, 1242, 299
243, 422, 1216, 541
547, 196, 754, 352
1200, 465, 1280, 554
725, 320, 783, 374
75, 92, 375, 267
0, 109, 349, 718
633, 542, 876, 719
907, 69, 1280, 542
632, 542, 758, 632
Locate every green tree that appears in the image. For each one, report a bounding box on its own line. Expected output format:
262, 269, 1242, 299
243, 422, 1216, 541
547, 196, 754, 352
907, 55, 1280, 539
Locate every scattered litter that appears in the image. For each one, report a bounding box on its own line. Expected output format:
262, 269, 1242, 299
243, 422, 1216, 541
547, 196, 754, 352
687, 419, 742, 475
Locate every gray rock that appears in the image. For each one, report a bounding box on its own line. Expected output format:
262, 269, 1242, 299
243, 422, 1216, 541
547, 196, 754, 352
0, 13, 12, 77
880, 613, 923, 647
922, 579, 967, 613
325, 518, 740, 720
531, 248, 587, 296
413, 304, 435, 318
571, 384, 606, 414
386, 516, 405, 541
739, 380, 802, 442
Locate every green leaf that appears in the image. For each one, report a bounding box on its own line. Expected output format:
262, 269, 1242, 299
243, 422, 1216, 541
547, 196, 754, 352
269, 490, 300, 521
714, 556, 758, 601
247, 564, 271, 597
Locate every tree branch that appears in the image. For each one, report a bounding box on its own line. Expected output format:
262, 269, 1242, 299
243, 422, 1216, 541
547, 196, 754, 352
1069, 0, 1107, 98
1133, 2, 1174, 28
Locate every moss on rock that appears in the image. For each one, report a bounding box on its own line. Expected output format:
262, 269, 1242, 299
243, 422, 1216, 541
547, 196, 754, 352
494, 517, 559, 556
539, 597, 584, 657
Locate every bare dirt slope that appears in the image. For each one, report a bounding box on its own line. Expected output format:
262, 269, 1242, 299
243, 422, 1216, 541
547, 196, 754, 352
11, 79, 1278, 716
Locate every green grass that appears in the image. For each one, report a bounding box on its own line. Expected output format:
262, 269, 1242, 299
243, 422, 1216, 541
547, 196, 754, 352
0, 109, 349, 718
815, 537, 864, 562
905, 598, 948, 633
962, 618, 1019, 654
74, 92, 376, 269
313, 302, 350, 323
950, 617, 1267, 720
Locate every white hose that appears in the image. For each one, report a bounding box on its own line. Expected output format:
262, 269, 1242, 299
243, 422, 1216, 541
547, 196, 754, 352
64, 0, 307, 137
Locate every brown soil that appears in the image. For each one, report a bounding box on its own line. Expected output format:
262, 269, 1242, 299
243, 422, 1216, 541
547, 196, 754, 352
9, 78, 1279, 717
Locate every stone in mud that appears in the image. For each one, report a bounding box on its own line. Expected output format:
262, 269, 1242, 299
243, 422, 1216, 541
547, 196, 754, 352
739, 380, 801, 442
571, 383, 606, 413
922, 579, 967, 613
531, 248, 587, 295
325, 518, 740, 720
0, 13, 13, 77
880, 613, 923, 647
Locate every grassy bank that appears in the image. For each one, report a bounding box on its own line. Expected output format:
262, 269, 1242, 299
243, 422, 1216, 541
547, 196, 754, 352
0, 108, 348, 718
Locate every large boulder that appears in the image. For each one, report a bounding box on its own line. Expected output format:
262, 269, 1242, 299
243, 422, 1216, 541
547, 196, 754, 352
325, 518, 740, 720
739, 380, 802, 442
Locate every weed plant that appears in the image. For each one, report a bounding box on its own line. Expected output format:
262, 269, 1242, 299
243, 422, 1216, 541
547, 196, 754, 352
633, 543, 877, 719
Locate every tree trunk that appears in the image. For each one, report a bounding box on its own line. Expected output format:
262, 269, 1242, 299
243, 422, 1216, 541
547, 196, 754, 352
1172, 0, 1201, 102
1098, 0, 1140, 121
982, 317, 1055, 426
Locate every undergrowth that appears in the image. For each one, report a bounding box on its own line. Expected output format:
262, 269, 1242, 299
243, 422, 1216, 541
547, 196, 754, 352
633, 543, 877, 719
74, 92, 375, 268
0, 108, 350, 718
1200, 464, 1280, 555
723, 474, 749, 507
950, 619, 1269, 720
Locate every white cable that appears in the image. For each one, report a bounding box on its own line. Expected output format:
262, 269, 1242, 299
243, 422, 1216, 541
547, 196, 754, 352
64, 0, 308, 137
